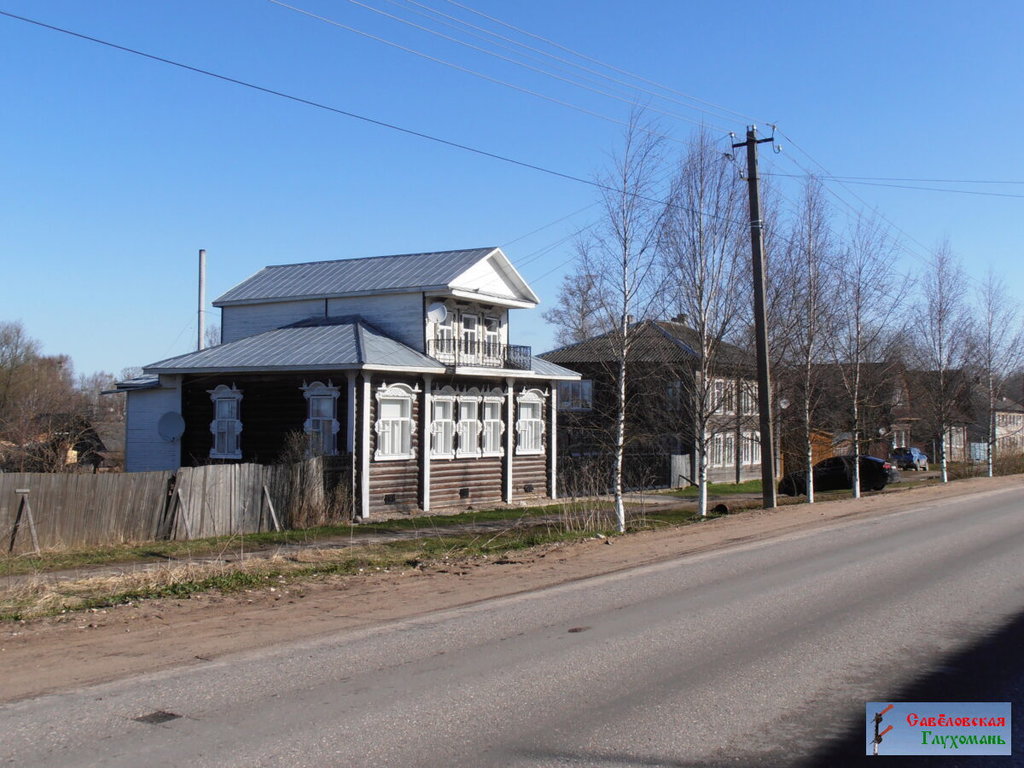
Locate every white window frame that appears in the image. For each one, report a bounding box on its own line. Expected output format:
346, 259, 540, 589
208, 384, 243, 459
741, 430, 761, 465
483, 316, 501, 358
515, 388, 545, 455
462, 313, 479, 352
374, 382, 418, 461
430, 388, 457, 459
740, 383, 757, 415
712, 378, 735, 415
481, 391, 505, 457
302, 380, 340, 456
557, 380, 593, 412
456, 392, 483, 458
710, 433, 724, 467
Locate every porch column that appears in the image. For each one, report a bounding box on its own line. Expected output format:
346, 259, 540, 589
421, 374, 433, 512
345, 372, 356, 453
359, 375, 371, 519
549, 384, 558, 500
504, 377, 514, 503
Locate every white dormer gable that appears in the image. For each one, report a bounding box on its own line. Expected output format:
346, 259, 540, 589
448, 248, 540, 308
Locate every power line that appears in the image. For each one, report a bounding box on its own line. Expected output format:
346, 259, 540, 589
501, 202, 598, 248
0, 10, 738, 226
387, 0, 744, 130
438, 0, 760, 125
267, 0, 699, 144
794, 174, 1024, 186
764, 172, 1024, 199
322, 0, 733, 132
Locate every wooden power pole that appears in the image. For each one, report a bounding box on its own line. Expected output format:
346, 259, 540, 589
733, 126, 777, 509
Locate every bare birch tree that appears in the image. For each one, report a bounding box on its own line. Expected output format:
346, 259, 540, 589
658, 129, 746, 516
975, 271, 1024, 475
543, 267, 611, 347
829, 215, 907, 497
582, 113, 667, 532
917, 240, 974, 483
773, 177, 839, 502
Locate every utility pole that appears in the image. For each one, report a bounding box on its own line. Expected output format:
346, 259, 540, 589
733, 126, 777, 509
198, 248, 207, 352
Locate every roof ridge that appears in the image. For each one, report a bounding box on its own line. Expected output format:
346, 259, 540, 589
262, 247, 498, 270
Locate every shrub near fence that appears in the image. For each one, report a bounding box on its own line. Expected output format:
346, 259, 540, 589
1, 457, 353, 554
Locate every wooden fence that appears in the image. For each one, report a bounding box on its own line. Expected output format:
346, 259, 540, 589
1, 456, 352, 553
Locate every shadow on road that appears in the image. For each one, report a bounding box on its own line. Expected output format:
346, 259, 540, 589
800, 610, 1024, 767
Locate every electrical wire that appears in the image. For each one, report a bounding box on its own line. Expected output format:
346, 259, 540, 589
266, 0, 696, 145
438, 0, 759, 125
0, 10, 741, 228
763, 173, 1024, 199
383, 0, 743, 131
320, 0, 733, 132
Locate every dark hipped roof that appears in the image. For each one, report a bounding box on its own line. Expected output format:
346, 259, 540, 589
144, 317, 444, 374
215, 247, 498, 306
540, 320, 750, 370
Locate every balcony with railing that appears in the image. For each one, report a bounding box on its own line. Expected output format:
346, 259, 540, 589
427, 337, 532, 370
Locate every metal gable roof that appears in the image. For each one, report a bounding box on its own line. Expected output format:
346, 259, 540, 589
143, 318, 444, 374
214, 248, 500, 306
539, 320, 750, 370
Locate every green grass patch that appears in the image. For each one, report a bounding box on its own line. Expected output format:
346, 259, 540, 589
665, 479, 763, 498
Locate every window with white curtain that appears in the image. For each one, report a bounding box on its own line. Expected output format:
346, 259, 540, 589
481, 396, 504, 456
209, 384, 243, 459
456, 395, 482, 457
375, 383, 417, 460
516, 389, 545, 455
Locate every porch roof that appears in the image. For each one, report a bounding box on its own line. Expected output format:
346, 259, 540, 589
143, 317, 446, 375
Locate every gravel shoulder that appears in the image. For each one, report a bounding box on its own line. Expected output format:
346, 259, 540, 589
1, 475, 1019, 704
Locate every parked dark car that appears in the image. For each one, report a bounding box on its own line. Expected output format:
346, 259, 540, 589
890, 446, 929, 471
778, 455, 898, 496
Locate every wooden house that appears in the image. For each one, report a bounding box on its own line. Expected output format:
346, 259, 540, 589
118, 247, 580, 519
539, 319, 762, 490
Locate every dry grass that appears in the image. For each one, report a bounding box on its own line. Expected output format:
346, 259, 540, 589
0, 547, 408, 620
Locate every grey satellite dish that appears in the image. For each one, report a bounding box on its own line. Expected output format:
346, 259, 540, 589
157, 412, 186, 441
426, 302, 448, 323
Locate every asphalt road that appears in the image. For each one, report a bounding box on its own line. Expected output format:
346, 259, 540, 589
3, 485, 1023, 767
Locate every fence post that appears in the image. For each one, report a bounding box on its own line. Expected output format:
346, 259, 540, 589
173, 487, 193, 540
8, 488, 40, 554
262, 484, 282, 532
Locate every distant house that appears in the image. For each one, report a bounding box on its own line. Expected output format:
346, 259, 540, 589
539, 318, 762, 490
116, 248, 579, 519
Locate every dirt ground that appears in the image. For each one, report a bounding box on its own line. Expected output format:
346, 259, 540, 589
2, 476, 1020, 704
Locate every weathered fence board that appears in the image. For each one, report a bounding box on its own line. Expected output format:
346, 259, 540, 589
0, 471, 172, 553
0, 456, 353, 553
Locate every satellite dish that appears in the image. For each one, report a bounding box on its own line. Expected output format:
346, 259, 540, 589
426, 302, 448, 323
157, 412, 186, 442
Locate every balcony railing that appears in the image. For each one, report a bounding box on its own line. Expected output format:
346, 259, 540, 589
427, 337, 532, 370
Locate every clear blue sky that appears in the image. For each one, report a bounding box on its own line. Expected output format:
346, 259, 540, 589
2, 1, 1022, 377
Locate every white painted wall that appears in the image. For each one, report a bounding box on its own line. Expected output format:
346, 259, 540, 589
124, 377, 182, 472
454, 258, 519, 299
328, 293, 424, 350
221, 299, 325, 343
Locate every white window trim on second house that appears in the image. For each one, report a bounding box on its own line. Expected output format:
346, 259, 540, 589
302, 380, 341, 456
208, 384, 243, 459
374, 382, 419, 461
456, 392, 482, 458
430, 388, 457, 459
515, 388, 546, 455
